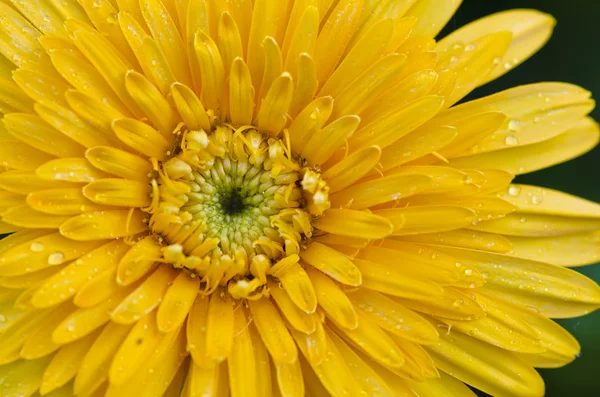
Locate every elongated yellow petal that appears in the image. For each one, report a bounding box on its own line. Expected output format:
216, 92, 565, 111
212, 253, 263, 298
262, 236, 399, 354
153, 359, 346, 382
288, 96, 334, 154
229, 57, 255, 126
183, 361, 229, 397
306, 267, 357, 329
349, 95, 444, 151
505, 230, 600, 267
249, 298, 298, 364
348, 289, 439, 345
354, 258, 444, 301
331, 174, 431, 210
74, 322, 132, 395
0, 232, 103, 276
195, 30, 228, 118
0, 356, 52, 396
395, 229, 513, 254
257, 72, 294, 137
313, 209, 393, 239
86, 146, 153, 181
26, 188, 107, 215
35, 158, 110, 184
449, 117, 600, 174
320, 18, 394, 97
111, 266, 177, 324
60, 209, 147, 240
20, 302, 76, 359
170, 82, 211, 132
289, 53, 318, 117
205, 291, 235, 362
302, 115, 360, 166
322, 146, 381, 193
117, 236, 161, 286
435, 246, 600, 318
439, 10, 555, 84
424, 321, 544, 397
40, 329, 98, 394
125, 70, 178, 137
83, 178, 151, 207
1, 205, 71, 229
314, 0, 364, 83
109, 310, 163, 385
300, 242, 361, 286
284, 6, 319, 77
406, 0, 463, 39
32, 240, 127, 308
471, 212, 600, 237
3, 113, 86, 158
12, 68, 70, 108
273, 263, 318, 314
228, 307, 258, 397
259, 36, 283, 101
186, 295, 213, 368
0, 141, 56, 171
268, 279, 316, 334
112, 118, 171, 160
157, 273, 200, 332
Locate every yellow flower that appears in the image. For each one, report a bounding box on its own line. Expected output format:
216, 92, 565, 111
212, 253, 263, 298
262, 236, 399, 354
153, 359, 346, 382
0, 0, 600, 396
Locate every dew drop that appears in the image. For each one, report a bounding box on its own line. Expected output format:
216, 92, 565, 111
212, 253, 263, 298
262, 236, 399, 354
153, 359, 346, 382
508, 119, 521, 131
520, 217, 527, 223
465, 44, 476, 52
30, 242, 44, 252
504, 135, 518, 146
48, 252, 65, 265
508, 186, 521, 197
531, 195, 543, 205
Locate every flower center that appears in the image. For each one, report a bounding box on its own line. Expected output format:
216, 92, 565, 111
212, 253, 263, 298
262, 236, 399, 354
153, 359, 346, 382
145, 123, 330, 299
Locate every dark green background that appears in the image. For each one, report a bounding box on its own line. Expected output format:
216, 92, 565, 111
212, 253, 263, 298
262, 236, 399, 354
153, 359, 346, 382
441, 1, 600, 396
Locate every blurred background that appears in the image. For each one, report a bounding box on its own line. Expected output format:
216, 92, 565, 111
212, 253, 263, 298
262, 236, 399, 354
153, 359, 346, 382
440, 0, 600, 395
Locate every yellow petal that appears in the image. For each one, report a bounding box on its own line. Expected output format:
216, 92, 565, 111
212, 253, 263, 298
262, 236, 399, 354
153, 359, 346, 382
257, 72, 294, 137
438, 10, 556, 84
424, 321, 544, 397
0, 232, 103, 276
407, 371, 478, 397
300, 242, 362, 286
229, 58, 255, 126
1, 205, 72, 229
320, 18, 394, 97
354, 258, 443, 301
322, 146, 381, 193
112, 118, 170, 160
395, 229, 513, 254
331, 174, 431, 210
117, 236, 161, 286
329, 313, 404, 369
471, 212, 600, 237
20, 302, 76, 359
12, 68, 70, 108
86, 146, 153, 181
248, 298, 298, 364
275, 359, 305, 397
32, 240, 128, 308
268, 279, 316, 334
274, 263, 318, 314
72, 267, 121, 308
26, 188, 107, 215
375, 206, 477, 235
157, 273, 200, 332
302, 115, 360, 166
448, 117, 600, 175
288, 96, 334, 154
443, 292, 543, 353
83, 178, 151, 207
314, 0, 364, 84
313, 209, 393, 239
328, 330, 395, 397
348, 289, 439, 345
3, 113, 86, 158
36, 157, 110, 183
289, 53, 318, 117
60, 209, 147, 240
284, 6, 319, 76
258, 36, 283, 101
505, 230, 600, 267
228, 307, 258, 397
498, 184, 600, 218
349, 95, 444, 151
40, 329, 99, 395
111, 266, 177, 324
435, 246, 600, 318
125, 70, 178, 137
170, 82, 211, 132
74, 322, 133, 396
194, 31, 228, 118
186, 295, 213, 368
217, 12, 244, 76
205, 291, 235, 362
295, 330, 363, 396
0, 357, 52, 397
306, 267, 358, 329
109, 311, 163, 385
0, 141, 56, 171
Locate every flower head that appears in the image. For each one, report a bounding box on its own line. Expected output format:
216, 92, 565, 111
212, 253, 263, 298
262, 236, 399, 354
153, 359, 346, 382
0, 1, 600, 396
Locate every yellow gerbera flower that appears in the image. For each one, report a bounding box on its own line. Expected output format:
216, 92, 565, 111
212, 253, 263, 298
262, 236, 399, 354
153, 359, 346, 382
1, 0, 600, 396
